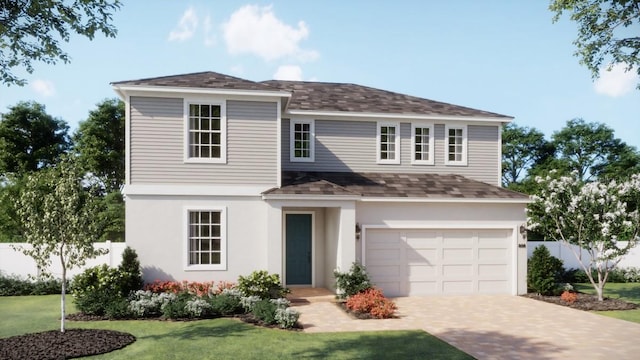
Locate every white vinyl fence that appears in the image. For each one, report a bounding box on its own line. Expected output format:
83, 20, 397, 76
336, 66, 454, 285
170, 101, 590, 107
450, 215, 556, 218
528, 241, 640, 270
0, 242, 126, 279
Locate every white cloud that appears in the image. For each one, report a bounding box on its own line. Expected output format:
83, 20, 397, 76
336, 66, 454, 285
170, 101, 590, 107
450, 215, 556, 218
31, 79, 55, 97
222, 5, 319, 61
203, 14, 216, 47
273, 65, 303, 80
168, 7, 198, 42
594, 64, 638, 97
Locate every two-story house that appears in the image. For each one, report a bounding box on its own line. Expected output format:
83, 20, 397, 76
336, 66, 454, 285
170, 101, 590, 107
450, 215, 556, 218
112, 71, 529, 297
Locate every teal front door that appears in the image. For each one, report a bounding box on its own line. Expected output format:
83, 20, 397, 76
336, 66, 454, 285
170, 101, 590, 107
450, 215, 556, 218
285, 213, 312, 285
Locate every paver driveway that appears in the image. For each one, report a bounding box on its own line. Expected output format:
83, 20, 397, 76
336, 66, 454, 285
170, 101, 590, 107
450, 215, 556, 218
291, 290, 640, 360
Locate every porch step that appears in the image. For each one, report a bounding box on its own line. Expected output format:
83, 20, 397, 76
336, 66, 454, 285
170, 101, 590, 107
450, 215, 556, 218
287, 288, 336, 304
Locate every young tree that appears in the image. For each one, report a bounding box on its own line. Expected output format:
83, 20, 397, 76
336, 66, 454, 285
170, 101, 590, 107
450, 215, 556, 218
14, 156, 106, 331
0, 0, 122, 86
502, 123, 554, 188
73, 98, 125, 193
0, 101, 70, 177
528, 172, 640, 301
550, 0, 640, 89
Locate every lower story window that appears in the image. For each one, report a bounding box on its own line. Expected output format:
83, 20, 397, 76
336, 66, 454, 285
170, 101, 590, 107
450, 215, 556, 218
188, 210, 223, 266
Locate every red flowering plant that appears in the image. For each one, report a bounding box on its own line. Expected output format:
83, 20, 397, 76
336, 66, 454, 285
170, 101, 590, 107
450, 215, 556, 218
560, 290, 578, 304
345, 288, 397, 319
143, 280, 236, 297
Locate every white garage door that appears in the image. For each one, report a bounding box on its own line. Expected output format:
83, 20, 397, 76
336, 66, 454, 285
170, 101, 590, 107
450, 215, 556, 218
364, 229, 513, 297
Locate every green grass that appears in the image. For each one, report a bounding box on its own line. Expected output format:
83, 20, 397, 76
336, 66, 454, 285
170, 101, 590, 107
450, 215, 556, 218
0, 295, 472, 359
574, 283, 640, 323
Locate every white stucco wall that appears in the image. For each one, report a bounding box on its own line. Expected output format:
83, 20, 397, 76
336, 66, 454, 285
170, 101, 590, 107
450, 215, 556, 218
126, 195, 269, 283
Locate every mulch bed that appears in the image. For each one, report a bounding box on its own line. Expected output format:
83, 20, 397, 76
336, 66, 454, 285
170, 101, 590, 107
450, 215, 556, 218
0, 328, 135, 360
523, 292, 638, 311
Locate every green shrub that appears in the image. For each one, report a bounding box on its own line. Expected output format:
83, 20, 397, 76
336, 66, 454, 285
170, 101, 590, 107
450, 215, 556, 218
252, 299, 277, 325
210, 293, 243, 316
528, 246, 564, 295
333, 262, 372, 299
118, 247, 143, 295
161, 293, 191, 319
237, 270, 289, 299
104, 297, 132, 319
71, 265, 124, 315
0, 273, 66, 296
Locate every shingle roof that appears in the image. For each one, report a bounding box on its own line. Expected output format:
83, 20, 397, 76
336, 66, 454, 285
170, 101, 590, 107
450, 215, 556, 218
261, 80, 511, 118
264, 172, 529, 200
111, 71, 281, 92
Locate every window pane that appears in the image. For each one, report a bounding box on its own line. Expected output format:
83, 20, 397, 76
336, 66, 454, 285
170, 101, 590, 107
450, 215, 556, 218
211, 106, 220, 117
200, 212, 210, 223
201, 105, 210, 117
201, 118, 210, 131
201, 253, 210, 264
211, 146, 220, 158
212, 133, 220, 145
211, 252, 221, 264
449, 153, 456, 161
211, 119, 220, 131
212, 239, 221, 251
201, 239, 210, 251
190, 118, 198, 131
201, 133, 210, 145
190, 104, 198, 116
388, 127, 395, 135
211, 212, 220, 223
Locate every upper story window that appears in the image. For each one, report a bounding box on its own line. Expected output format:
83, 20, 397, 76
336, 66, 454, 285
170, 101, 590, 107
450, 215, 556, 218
411, 123, 434, 165
290, 119, 314, 162
377, 122, 400, 164
185, 207, 226, 271
445, 124, 467, 166
185, 102, 226, 163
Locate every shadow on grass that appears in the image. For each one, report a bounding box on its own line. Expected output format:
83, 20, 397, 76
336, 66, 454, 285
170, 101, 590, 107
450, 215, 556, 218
139, 318, 252, 341
291, 331, 474, 359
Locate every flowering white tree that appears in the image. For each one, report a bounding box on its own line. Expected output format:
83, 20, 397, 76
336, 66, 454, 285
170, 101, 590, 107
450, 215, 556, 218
527, 172, 640, 301
14, 157, 106, 332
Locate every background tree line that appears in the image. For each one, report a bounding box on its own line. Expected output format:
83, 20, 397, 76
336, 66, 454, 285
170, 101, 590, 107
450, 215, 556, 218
502, 118, 640, 193
0, 99, 125, 243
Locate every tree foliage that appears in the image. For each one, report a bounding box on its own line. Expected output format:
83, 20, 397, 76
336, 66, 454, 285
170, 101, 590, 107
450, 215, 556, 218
528, 172, 640, 301
502, 123, 554, 187
0, 101, 70, 177
551, 118, 639, 181
527, 245, 565, 295
14, 156, 106, 331
550, 0, 640, 89
73, 98, 125, 192
0, 0, 122, 86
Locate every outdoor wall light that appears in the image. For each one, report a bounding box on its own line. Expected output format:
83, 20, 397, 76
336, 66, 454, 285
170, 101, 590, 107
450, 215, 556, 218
355, 223, 361, 241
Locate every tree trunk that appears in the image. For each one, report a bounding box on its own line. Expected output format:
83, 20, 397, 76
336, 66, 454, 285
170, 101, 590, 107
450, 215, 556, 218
60, 255, 66, 333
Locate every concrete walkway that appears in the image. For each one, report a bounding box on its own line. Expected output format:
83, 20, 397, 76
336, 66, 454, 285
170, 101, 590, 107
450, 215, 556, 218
288, 289, 640, 360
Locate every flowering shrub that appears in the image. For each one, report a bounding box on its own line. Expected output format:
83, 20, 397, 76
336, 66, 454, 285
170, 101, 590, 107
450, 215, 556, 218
240, 295, 261, 312
185, 298, 212, 318
345, 288, 396, 319
275, 307, 300, 329
560, 290, 578, 304
237, 270, 289, 299
128, 290, 176, 317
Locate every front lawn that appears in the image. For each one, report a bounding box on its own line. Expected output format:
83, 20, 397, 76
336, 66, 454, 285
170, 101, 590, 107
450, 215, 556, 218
574, 283, 640, 323
0, 295, 472, 359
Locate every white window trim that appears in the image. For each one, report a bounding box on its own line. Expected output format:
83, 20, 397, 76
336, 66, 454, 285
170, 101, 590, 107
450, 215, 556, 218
376, 121, 400, 164
289, 118, 315, 162
411, 122, 435, 165
183, 206, 227, 271
444, 124, 468, 166
183, 100, 227, 164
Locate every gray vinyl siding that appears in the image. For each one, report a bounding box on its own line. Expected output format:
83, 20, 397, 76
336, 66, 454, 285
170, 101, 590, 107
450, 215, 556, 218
282, 119, 500, 185
130, 97, 278, 185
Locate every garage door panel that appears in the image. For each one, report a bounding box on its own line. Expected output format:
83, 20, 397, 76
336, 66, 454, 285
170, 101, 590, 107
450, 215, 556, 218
443, 264, 473, 276
367, 248, 400, 262
408, 264, 437, 279
442, 248, 473, 261
408, 281, 438, 295
478, 264, 508, 276
442, 236, 474, 247
443, 280, 473, 294
479, 280, 509, 293
407, 249, 437, 263
478, 248, 508, 261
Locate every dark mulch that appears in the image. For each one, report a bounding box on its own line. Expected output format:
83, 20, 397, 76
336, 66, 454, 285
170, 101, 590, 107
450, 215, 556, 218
0, 328, 135, 360
523, 292, 638, 311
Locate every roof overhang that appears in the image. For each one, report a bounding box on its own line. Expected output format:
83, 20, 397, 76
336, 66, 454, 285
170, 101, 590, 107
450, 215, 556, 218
285, 109, 513, 123
111, 84, 292, 100
359, 197, 531, 204
262, 194, 362, 201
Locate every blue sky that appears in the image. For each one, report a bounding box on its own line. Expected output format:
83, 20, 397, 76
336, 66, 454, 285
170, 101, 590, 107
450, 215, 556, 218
1, 1, 639, 148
